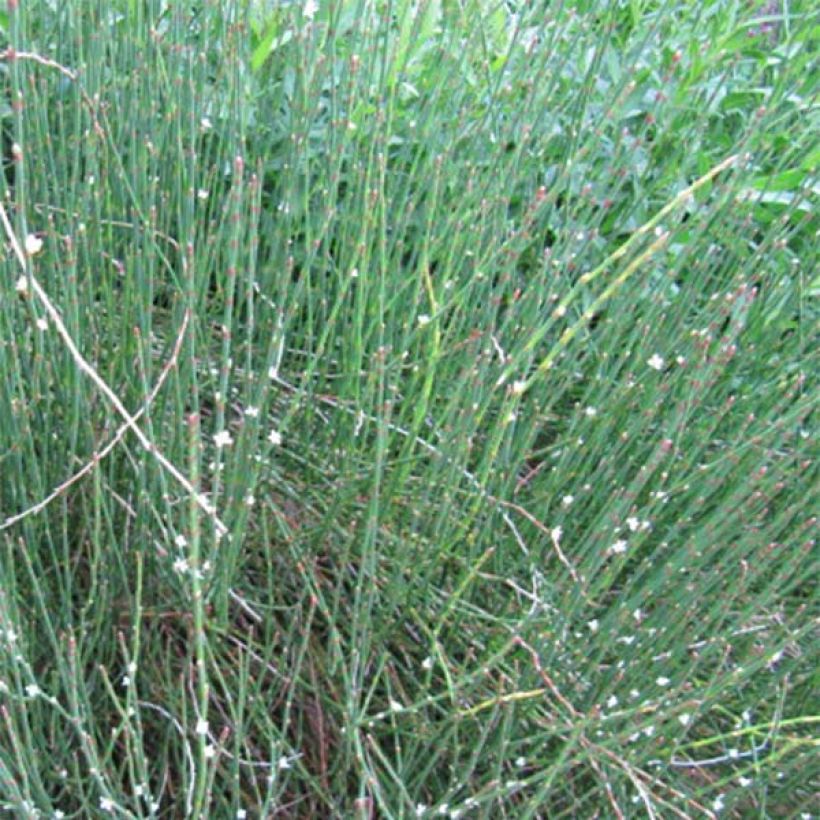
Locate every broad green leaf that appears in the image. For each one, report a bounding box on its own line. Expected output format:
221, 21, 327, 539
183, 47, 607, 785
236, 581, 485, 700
251, 14, 292, 73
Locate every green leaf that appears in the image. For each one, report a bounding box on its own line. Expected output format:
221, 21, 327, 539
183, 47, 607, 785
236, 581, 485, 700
250, 14, 291, 73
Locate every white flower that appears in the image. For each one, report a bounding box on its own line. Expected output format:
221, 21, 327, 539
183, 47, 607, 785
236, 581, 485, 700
647, 353, 665, 371
200, 116, 213, 131
173, 557, 189, 575
678, 713, 691, 726
25, 234, 43, 255
197, 188, 209, 200
268, 430, 282, 446
213, 430, 233, 448
100, 796, 115, 812
36, 317, 48, 331
134, 784, 146, 797
587, 619, 599, 633
244, 406, 260, 418
303, 0, 318, 19
195, 719, 209, 736
277, 755, 292, 770
121, 675, 131, 687
389, 699, 403, 712
268, 365, 279, 380
174, 534, 187, 548
712, 794, 725, 812
15, 275, 28, 295
656, 676, 671, 687
738, 776, 752, 787
511, 380, 527, 395
550, 526, 562, 542
609, 539, 628, 555
421, 656, 434, 670
204, 744, 216, 759
25, 683, 41, 698
606, 695, 618, 708
417, 314, 431, 326
237, 811, 248, 820
561, 495, 574, 507
584, 406, 597, 417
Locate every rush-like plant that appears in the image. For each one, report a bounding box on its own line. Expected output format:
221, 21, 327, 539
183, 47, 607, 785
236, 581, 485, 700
0, 1, 816, 816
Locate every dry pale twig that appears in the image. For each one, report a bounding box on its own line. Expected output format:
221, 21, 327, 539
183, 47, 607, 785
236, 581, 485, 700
0, 201, 228, 537
1, 311, 190, 531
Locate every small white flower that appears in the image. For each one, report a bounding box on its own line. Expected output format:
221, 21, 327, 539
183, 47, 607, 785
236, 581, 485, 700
236, 810, 248, 819
550, 526, 562, 542
415, 805, 427, 818
204, 744, 216, 759
197, 188, 209, 200
245, 494, 256, 507
200, 116, 213, 131
134, 784, 146, 797
174, 534, 187, 548
195, 719, 209, 736
25, 234, 44, 255
606, 695, 618, 708
587, 619, 599, 633
738, 776, 752, 787
609, 539, 628, 555
678, 713, 691, 726
213, 430, 233, 449
54, 812, 66, 819
712, 794, 725, 812
121, 675, 131, 687
267, 365, 279, 380
303, 0, 318, 19
417, 314, 431, 326
100, 796, 115, 812
389, 699, 403, 712
511, 380, 527, 396
584, 406, 597, 417
36, 317, 48, 331
647, 353, 665, 371
244, 406, 260, 418
277, 755, 292, 770
25, 683, 41, 698
421, 656, 434, 670
656, 676, 671, 687
15, 275, 28, 295
173, 557, 189, 574
626, 516, 640, 532
562, 495, 574, 507
268, 430, 282, 446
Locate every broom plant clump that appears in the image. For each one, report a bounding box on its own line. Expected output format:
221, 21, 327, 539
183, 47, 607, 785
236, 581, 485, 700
0, 0, 816, 816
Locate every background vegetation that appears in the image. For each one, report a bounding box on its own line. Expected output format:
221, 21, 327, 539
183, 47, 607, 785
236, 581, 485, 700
0, 0, 816, 816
